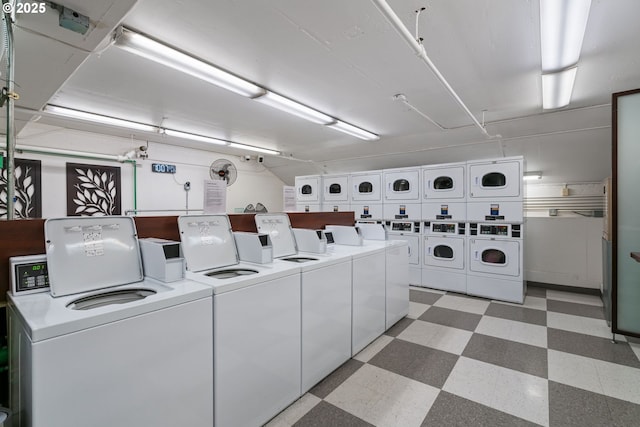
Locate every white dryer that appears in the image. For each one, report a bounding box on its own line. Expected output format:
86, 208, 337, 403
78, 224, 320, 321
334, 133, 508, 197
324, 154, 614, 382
351, 170, 383, 220
467, 156, 524, 222
383, 167, 422, 220
422, 162, 467, 221
254, 214, 353, 395
322, 174, 349, 206
8, 216, 214, 427
422, 221, 467, 293
467, 222, 525, 303
386, 220, 422, 286
178, 215, 302, 427
295, 175, 321, 212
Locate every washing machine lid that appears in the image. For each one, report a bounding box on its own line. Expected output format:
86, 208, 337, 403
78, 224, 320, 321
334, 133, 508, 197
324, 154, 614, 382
178, 215, 239, 272
45, 217, 144, 297
254, 213, 297, 258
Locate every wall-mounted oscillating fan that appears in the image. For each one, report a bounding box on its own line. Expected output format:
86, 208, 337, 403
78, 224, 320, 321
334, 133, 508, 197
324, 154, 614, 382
210, 159, 238, 186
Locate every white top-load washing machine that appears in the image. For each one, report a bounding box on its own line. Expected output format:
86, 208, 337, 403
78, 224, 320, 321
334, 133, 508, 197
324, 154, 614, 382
467, 222, 525, 303
422, 221, 467, 294
295, 174, 322, 212
386, 220, 422, 286
177, 214, 302, 427
254, 213, 353, 394
350, 170, 383, 220
8, 216, 214, 427
383, 166, 422, 220
422, 162, 467, 221
321, 173, 351, 212
356, 222, 410, 330
467, 156, 524, 222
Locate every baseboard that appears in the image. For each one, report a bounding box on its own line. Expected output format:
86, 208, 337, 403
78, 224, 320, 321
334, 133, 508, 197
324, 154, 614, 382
526, 281, 601, 296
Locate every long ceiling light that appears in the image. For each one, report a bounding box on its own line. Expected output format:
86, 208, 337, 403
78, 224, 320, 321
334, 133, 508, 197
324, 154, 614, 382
327, 120, 379, 141
44, 105, 157, 132
164, 129, 228, 146
254, 91, 334, 125
539, 0, 591, 110
228, 143, 280, 155
114, 27, 377, 141
114, 27, 264, 98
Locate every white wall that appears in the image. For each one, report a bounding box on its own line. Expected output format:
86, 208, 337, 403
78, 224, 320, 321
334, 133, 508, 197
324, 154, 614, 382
15, 123, 285, 217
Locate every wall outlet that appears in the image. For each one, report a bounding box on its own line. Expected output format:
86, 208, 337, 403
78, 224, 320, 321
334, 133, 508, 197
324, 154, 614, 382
561, 187, 570, 197
549, 209, 558, 216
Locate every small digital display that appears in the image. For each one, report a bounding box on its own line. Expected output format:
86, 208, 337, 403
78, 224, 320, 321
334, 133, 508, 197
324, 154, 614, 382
432, 223, 456, 233
151, 163, 177, 174
15, 261, 49, 293
391, 222, 412, 231
480, 225, 509, 236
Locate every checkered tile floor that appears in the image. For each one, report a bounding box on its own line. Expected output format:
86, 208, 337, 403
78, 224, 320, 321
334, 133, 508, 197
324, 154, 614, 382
265, 286, 640, 427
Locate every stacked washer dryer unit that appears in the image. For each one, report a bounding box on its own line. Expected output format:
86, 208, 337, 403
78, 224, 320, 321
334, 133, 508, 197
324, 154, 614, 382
177, 214, 302, 427
383, 166, 422, 285
421, 162, 468, 293
466, 156, 525, 303
254, 214, 353, 395
350, 170, 384, 221
321, 173, 351, 212
8, 216, 214, 427
295, 174, 322, 212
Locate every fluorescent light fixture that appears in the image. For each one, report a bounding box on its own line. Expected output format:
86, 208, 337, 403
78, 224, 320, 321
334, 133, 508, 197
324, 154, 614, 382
254, 91, 334, 125
44, 105, 157, 132
228, 142, 280, 155
542, 67, 577, 109
115, 27, 264, 98
540, 0, 592, 71
164, 129, 228, 146
326, 120, 379, 141
523, 171, 542, 181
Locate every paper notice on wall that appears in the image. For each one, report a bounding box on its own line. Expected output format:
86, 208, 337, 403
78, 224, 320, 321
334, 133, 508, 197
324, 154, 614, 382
203, 179, 227, 214
283, 186, 296, 212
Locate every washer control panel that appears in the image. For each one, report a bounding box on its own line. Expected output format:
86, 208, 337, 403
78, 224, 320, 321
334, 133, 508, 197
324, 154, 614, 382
10, 254, 50, 295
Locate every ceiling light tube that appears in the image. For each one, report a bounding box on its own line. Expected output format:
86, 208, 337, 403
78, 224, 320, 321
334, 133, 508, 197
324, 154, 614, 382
523, 171, 542, 181
115, 27, 264, 98
326, 120, 379, 141
542, 67, 577, 109
540, 0, 592, 72
228, 142, 280, 155
254, 91, 334, 125
164, 129, 228, 146
44, 105, 157, 132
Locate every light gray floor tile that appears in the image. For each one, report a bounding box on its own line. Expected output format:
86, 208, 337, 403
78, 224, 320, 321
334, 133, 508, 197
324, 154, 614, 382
398, 320, 473, 355
548, 328, 640, 368
410, 289, 444, 305
421, 391, 542, 427
463, 334, 548, 378
418, 306, 482, 331
408, 301, 430, 319
475, 316, 548, 348
547, 311, 612, 339
432, 294, 490, 315
353, 335, 394, 363
546, 299, 605, 319
485, 302, 547, 326
265, 393, 321, 427
369, 338, 459, 388
384, 317, 414, 338
309, 359, 364, 399
293, 401, 374, 427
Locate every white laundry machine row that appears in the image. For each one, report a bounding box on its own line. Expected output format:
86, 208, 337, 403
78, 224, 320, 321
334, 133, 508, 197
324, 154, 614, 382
422, 221, 467, 294
177, 214, 303, 427
467, 156, 524, 223
383, 166, 422, 220
466, 222, 525, 304
8, 216, 214, 427
385, 220, 422, 286
422, 162, 467, 221
254, 214, 353, 395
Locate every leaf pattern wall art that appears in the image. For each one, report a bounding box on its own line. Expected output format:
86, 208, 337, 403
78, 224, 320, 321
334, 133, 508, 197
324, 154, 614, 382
0, 158, 43, 219
66, 163, 121, 216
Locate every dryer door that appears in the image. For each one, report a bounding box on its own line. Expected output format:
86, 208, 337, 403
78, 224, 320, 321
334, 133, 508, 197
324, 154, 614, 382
468, 160, 521, 198
384, 169, 420, 200
295, 176, 320, 202
322, 175, 349, 202
424, 236, 465, 270
388, 234, 420, 266
469, 238, 520, 276
423, 165, 465, 200
351, 172, 382, 201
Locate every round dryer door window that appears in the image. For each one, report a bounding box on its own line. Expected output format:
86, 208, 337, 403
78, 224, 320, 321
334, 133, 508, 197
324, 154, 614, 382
482, 249, 506, 264
329, 183, 341, 194
301, 184, 313, 195
358, 182, 373, 193
433, 176, 454, 190
393, 179, 410, 192
433, 245, 454, 259
482, 173, 506, 187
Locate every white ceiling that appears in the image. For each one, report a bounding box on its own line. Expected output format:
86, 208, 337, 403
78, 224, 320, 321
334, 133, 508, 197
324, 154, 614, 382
8, 0, 640, 184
